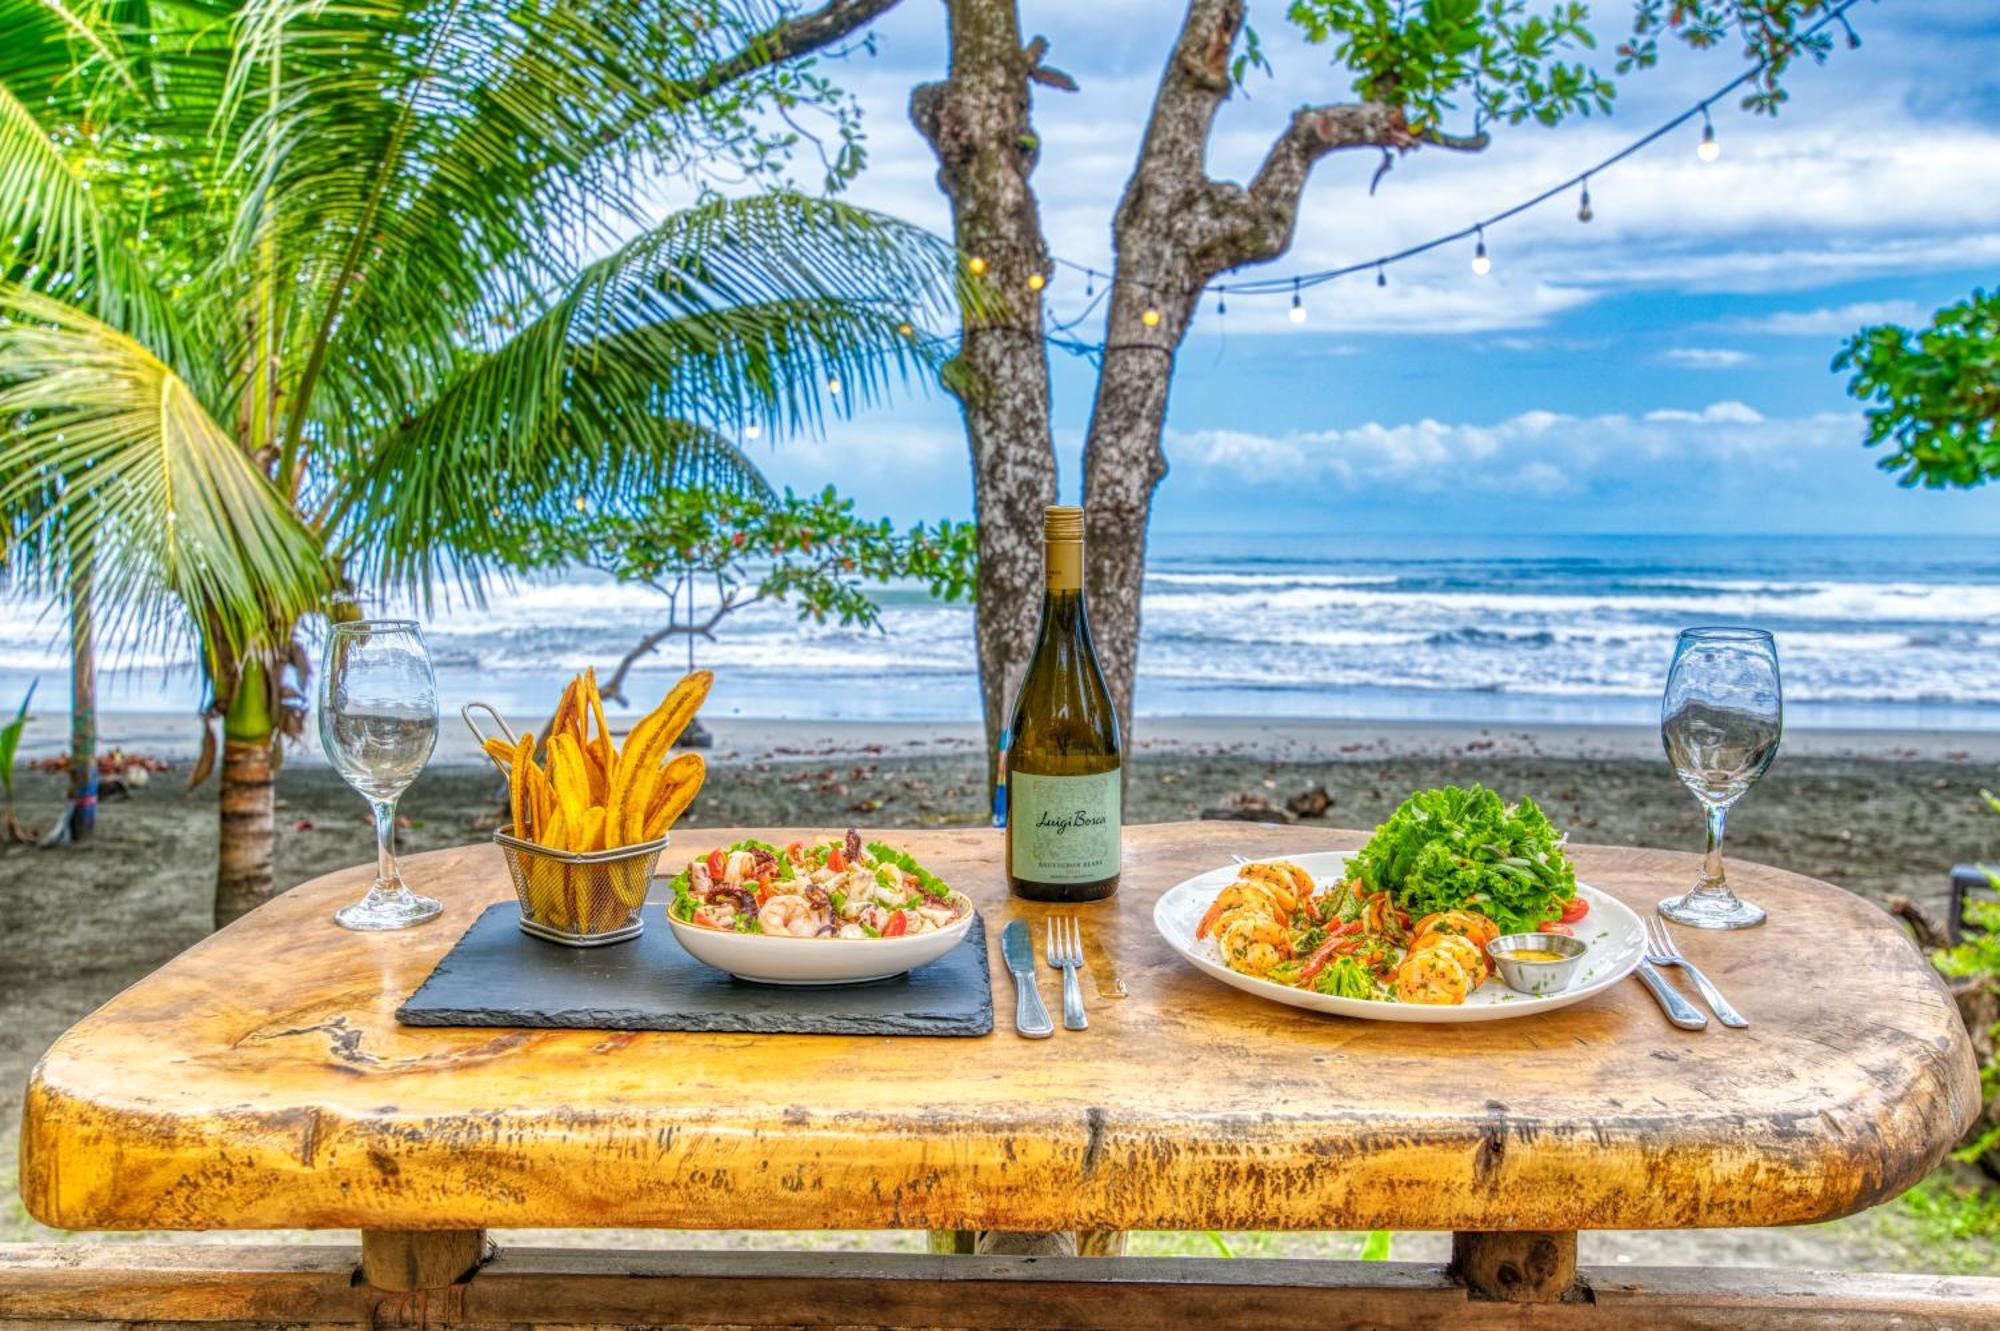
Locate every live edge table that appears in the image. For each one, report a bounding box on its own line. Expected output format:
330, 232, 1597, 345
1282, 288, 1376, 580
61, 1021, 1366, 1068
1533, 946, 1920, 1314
9, 824, 1995, 1330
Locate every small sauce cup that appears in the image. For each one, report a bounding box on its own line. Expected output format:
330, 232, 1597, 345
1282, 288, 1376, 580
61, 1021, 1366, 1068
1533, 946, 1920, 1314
1486, 932, 1589, 997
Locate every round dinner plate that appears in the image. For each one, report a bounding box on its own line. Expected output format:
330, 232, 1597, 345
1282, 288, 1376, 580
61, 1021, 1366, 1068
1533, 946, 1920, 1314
1153, 850, 1644, 1022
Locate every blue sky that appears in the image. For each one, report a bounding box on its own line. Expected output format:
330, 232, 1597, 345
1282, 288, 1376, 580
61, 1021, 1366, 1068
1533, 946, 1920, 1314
700, 0, 2000, 537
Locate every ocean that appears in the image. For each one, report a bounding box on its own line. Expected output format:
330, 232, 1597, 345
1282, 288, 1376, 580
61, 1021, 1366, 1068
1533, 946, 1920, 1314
5, 533, 2000, 733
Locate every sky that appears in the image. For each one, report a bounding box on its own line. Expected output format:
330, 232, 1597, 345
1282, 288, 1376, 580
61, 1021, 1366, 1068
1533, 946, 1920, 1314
686, 0, 2000, 538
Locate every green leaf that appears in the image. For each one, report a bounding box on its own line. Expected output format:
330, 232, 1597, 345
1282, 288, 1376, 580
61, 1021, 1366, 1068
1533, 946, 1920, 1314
0, 283, 330, 658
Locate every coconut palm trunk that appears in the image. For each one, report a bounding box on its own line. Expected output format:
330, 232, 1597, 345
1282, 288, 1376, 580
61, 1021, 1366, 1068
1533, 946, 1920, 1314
214, 658, 278, 927
66, 545, 98, 843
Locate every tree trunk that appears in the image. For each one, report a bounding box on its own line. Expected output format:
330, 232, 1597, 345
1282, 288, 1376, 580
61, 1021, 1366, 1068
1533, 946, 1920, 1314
215, 657, 278, 929
911, 0, 1068, 797
1075, 0, 1463, 744
66, 545, 98, 843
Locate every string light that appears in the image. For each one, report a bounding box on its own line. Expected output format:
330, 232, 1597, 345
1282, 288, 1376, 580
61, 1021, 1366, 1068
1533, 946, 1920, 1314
1012, 0, 1858, 337
896, 321, 914, 337
1027, 272, 1046, 291
966, 256, 988, 276
745, 422, 762, 440
1217, 291, 1227, 317
826, 375, 841, 395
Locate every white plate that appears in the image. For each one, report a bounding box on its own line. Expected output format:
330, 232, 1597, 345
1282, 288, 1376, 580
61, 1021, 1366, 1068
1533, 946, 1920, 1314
1153, 850, 1643, 1023
663, 895, 978, 986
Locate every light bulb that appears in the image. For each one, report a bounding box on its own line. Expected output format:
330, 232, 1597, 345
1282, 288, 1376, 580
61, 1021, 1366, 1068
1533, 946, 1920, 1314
826, 375, 842, 395
966, 256, 988, 276
1376, 265, 1387, 288
896, 321, 914, 337
1141, 308, 1161, 327
1471, 234, 1492, 276
1698, 123, 1720, 162
1026, 272, 1045, 291
745, 422, 762, 440
1577, 185, 1594, 224
574, 495, 588, 512
1288, 296, 1307, 324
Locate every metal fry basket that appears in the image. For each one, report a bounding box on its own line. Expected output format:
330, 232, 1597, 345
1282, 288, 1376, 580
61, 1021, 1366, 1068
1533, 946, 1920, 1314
465, 700, 665, 947
493, 829, 667, 946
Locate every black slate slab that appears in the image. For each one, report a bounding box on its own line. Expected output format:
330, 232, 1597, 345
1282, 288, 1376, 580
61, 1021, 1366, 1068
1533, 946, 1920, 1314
397, 902, 993, 1037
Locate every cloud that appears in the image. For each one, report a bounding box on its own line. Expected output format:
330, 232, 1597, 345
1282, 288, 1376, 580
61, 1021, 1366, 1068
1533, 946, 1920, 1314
1660, 347, 1754, 368
1170, 401, 1848, 499
1716, 300, 1931, 335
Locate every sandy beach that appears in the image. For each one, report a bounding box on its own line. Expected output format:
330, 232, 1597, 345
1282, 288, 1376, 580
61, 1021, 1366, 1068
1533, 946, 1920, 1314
3, 713, 1995, 1270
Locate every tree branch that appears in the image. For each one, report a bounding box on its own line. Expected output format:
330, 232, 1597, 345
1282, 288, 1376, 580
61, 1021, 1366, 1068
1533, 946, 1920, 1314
673, 0, 908, 104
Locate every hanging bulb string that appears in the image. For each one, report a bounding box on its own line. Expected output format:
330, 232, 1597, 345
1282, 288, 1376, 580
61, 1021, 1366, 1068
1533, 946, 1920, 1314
1021, 0, 1864, 309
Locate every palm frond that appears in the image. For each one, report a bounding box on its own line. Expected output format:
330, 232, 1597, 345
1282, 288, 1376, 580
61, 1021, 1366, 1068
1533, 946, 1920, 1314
0, 74, 186, 361
0, 283, 330, 657
338, 192, 954, 595
210, 0, 830, 484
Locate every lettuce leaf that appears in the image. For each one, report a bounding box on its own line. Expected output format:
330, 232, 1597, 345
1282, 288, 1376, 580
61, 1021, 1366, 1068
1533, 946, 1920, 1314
1351, 784, 1577, 936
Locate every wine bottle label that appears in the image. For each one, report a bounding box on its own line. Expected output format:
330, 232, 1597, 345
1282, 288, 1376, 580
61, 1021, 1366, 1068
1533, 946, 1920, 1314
1009, 771, 1121, 883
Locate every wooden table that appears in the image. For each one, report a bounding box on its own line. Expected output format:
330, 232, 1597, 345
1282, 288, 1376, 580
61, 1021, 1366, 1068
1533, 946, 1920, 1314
9, 823, 1995, 1329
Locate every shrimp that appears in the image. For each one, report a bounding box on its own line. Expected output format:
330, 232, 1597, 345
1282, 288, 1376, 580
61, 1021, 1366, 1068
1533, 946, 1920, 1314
1393, 948, 1472, 1005
757, 893, 823, 938
1196, 882, 1287, 939
1237, 861, 1312, 912
1409, 932, 1487, 982
1412, 909, 1499, 950
1220, 913, 1293, 977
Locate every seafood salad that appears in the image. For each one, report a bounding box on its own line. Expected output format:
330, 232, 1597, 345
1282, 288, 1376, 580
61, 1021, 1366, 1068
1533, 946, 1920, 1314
668, 830, 971, 939
1197, 860, 1587, 1005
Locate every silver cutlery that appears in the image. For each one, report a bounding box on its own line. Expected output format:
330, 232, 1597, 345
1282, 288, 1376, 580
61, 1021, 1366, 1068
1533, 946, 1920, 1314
1000, 920, 1053, 1039
1634, 959, 1708, 1030
1046, 916, 1088, 1031
1645, 914, 1748, 1028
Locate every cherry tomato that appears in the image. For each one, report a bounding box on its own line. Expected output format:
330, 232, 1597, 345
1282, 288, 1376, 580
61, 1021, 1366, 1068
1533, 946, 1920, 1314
692, 909, 719, 929
883, 911, 909, 937
1558, 895, 1591, 924
706, 848, 727, 879
1540, 921, 1576, 937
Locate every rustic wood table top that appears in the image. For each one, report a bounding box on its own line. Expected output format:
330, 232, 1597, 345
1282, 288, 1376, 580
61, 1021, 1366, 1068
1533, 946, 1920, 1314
21, 822, 1978, 1235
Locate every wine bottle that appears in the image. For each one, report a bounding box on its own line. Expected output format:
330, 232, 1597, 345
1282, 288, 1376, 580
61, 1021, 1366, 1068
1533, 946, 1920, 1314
1005, 505, 1122, 902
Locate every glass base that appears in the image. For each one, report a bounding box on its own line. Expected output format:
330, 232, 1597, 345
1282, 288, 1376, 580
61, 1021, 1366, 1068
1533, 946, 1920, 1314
335, 882, 444, 931
1658, 888, 1765, 930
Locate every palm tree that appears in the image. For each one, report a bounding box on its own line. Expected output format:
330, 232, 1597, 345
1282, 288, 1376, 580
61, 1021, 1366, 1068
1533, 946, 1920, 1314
1, 0, 954, 925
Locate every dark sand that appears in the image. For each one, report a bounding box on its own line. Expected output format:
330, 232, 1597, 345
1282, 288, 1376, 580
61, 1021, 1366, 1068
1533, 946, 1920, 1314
3, 726, 1995, 1271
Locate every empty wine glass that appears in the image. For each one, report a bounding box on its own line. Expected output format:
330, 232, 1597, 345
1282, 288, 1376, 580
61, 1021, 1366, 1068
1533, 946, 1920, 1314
319, 620, 443, 930
1659, 627, 1782, 929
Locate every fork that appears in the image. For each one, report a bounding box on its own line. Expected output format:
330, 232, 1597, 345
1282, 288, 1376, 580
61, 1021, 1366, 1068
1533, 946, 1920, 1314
1045, 916, 1087, 1031
1645, 914, 1749, 1028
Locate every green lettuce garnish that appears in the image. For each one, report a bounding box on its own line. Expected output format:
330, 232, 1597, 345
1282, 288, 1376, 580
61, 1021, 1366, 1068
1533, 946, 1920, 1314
1350, 784, 1577, 937
865, 841, 953, 899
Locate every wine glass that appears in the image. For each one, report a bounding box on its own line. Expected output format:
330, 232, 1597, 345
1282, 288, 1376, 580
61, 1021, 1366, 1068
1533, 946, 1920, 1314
319, 620, 444, 930
1659, 627, 1782, 930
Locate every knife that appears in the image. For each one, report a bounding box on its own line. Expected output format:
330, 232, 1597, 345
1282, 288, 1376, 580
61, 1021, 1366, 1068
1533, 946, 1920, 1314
1001, 920, 1054, 1039
1634, 961, 1708, 1031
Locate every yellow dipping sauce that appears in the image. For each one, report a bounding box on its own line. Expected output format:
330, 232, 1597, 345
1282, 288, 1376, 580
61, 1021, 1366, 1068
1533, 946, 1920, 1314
1506, 949, 1570, 963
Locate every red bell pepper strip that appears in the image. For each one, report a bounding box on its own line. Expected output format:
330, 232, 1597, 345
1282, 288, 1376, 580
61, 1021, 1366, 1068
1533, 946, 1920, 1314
883, 910, 909, 937
827, 847, 847, 872
1297, 922, 1367, 983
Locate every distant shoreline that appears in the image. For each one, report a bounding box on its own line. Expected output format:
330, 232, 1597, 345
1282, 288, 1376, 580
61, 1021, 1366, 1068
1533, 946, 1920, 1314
19, 709, 2000, 766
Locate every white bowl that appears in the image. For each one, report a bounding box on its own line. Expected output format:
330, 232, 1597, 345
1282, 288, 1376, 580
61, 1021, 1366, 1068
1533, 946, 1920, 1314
663, 896, 979, 986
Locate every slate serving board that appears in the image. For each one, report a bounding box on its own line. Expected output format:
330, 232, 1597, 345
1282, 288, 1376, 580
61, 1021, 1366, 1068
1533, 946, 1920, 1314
397, 902, 993, 1037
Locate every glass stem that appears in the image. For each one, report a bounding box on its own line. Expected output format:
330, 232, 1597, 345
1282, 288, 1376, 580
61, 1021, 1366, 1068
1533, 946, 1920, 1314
372, 797, 402, 891
1702, 803, 1729, 893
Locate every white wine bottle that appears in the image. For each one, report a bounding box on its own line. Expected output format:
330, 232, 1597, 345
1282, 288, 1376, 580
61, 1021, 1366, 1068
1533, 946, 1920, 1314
1004, 505, 1122, 902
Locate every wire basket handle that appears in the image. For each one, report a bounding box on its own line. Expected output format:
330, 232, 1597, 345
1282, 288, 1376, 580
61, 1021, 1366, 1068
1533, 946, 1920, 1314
461, 701, 519, 776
